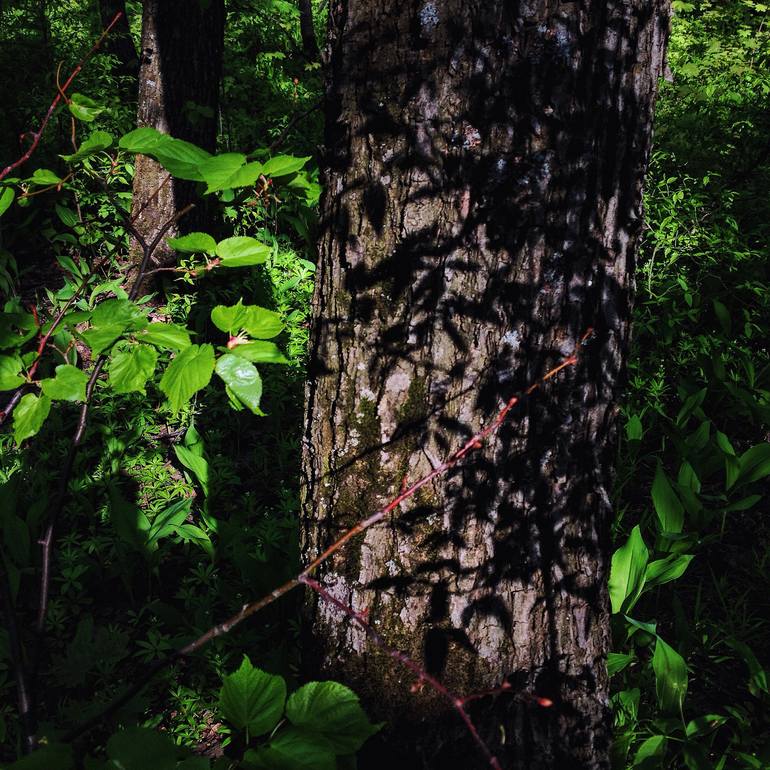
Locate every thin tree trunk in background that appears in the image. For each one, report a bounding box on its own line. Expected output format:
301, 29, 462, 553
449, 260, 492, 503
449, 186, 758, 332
98, 0, 139, 79
301, 1, 670, 768
129, 0, 225, 294
298, 0, 319, 60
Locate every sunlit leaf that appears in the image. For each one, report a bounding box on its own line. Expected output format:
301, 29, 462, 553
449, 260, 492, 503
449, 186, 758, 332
216, 236, 271, 267
215, 354, 263, 415
13, 393, 51, 445
108, 344, 158, 394
219, 655, 286, 735
159, 344, 214, 413
652, 636, 688, 714
167, 232, 217, 255
608, 526, 648, 614
652, 461, 684, 533
59, 130, 113, 162
40, 364, 88, 402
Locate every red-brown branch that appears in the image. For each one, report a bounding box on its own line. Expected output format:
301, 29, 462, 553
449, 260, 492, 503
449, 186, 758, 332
302, 575, 503, 769
64, 331, 594, 746
0, 12, 123, 182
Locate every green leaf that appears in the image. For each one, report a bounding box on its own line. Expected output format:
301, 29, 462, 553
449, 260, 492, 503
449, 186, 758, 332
608, 526, 648, 614
119, 128, 211, 181
174, 444, 209, 497
735, 443, 770, 487
0, 354, 24, 390
107, 727, 179, 770
652, 461, 684, 533
261, 154, 310, 178
244, 727, 336, 770
652, 637, 688, 714
726, 638, 768, 695
633, 735, 667, 768
167, 231, 217, 255
625, 414, 643, 441
216, 236, 271, 267
13, 393, 51, 444
108, 344, 158, 394
28, 168, 63, 186
686, 714, 727, 737
0, 186, 15, 217
224, 160, 264, 190
80, 323, 126, 355
68, 93, 104, 122
119, 126, 167, 154
722, 494, 761, 512
146, 498, 192, 548
198, 153, 247, 193
55, 204, 79, 228
59, 130, 113, 162
210, 300, 283, 339
285, 681, 382, 753
215, 354, 263, 415
229, 340, 288, 364
219, 655, 286, 735
607, 652, 636, 677
715, 430, 735, 456
40, 364, 87, 402
712, 299, 731, 334
644, 554, 693, 590
91, 299, 147, 330
159, 344, 215, 413
138, 322, 192, 351
108, 486, 151, 551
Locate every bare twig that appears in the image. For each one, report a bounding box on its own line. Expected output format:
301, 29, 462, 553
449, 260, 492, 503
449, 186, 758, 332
0, 12, 123, 182
63, 331, 594, 747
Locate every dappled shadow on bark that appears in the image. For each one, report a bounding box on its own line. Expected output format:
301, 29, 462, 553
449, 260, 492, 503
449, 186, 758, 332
302, 1, 669, 768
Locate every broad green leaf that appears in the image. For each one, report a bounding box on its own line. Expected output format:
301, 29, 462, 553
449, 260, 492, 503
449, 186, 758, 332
80, 323, 126, 355
91, 299, 147, 330
652, 461, 684, 533
624, 616, 657, 637
159, 344, 215, 413
676, 387, 707, 426
244, 727, 335, 770
68, 93, 104, 122
0, 186, 15, 217
633, 735, 667, 767
625, 414, 643, 441
652, 637, 688, 714
59, 130, 113, 162
735, 443, 770, 487
215, 354, 263, 415
146, 498, 192, 547
107, 727, 178, 770
0, 354, 24, 390
29, 168, 63, 186
285, 681, 382, 753
55, 204, 79, 228
725, 454, 741, 491
108, 344, 158, 394
108, 485, 151, 551
241, 306, 283, 339
138, 322, 192, 351
119, 126, 167, 154
174, 444, 209, 497
261, 154, 310, 178
198, 153, 246, 193
722, 494, 761, 512
712, 299, 731, 334
608, 526, 648, 614
153, 138, 211, 181
607, 652, 635, 677
219, 655, 286, 735
229, 340, 288, 364
167, 231, 217, 255
644, 554, 693, 590
224, 161, 264, 190
726, 638, 768, 695
715, 430, 735, 456
686, 714, 727, 737
0, 310, 37, 349
13, 393, 51, 444
40, 365, 87, 402
211, 301, 246, 334
216, 236, 271, 267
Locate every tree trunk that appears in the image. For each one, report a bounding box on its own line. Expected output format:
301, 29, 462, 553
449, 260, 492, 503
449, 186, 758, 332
298, 0, 319, 60
98, 0, 139, 79
301, 2, 670, 768
129, 0, 225, 294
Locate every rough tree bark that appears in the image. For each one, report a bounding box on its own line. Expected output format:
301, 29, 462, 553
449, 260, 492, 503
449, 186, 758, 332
129, 0, 225, 293
298, 0, 320, 60
98, 0, 138, 79
301, 1, 670, 769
